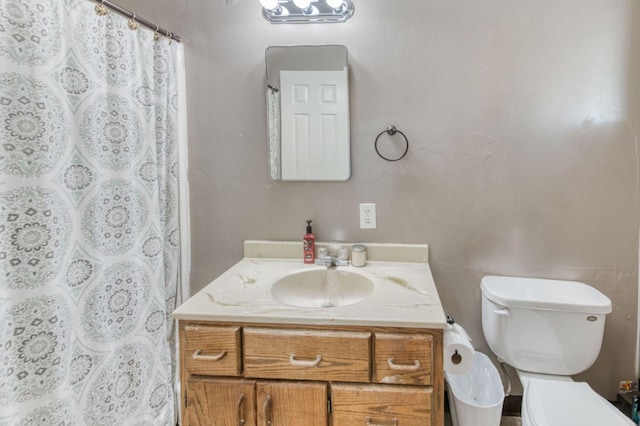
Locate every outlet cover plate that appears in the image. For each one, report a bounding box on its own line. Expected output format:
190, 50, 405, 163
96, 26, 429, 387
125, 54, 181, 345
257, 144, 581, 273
359, 203, 376, 229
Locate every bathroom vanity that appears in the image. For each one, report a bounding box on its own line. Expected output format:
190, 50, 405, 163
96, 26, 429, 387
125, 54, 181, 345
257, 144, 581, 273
173, 241, 447, 425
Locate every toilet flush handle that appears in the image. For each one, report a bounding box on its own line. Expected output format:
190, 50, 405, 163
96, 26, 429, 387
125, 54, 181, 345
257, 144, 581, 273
494, 308, 510, 317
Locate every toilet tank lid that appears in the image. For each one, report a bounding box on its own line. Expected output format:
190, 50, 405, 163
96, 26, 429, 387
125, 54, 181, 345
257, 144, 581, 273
480, 276, 612, 314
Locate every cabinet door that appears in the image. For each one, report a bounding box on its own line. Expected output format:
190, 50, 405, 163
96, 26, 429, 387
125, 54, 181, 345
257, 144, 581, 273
256, 380, 328, 426
331, 383, 432, 426
186, 377, 256, 426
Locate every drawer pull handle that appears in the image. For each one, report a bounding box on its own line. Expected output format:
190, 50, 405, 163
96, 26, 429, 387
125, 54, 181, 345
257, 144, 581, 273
192, 349, 227, 362
366, 416, 398, 426
236, 394, 246, 426
289, 354, 322, 367
263, 395, 273, 426
387, 358, 420, 371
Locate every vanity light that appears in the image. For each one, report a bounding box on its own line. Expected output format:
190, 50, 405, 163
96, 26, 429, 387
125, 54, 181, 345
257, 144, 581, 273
260, 0, 354, 23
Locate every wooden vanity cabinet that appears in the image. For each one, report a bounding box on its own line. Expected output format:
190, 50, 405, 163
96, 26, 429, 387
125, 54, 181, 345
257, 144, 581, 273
179, 321, 443, 426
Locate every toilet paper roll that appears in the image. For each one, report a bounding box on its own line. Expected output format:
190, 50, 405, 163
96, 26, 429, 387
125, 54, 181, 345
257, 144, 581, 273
444, 323, 475, 375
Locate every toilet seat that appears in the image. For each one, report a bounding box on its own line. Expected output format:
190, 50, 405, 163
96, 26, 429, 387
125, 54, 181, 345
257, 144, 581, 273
523, 378, 634, 426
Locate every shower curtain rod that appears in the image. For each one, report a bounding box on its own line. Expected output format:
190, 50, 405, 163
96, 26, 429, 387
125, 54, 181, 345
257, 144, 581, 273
92, 0, 182, 42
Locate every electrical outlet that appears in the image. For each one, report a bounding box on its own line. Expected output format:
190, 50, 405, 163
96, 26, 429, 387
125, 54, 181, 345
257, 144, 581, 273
359, 203, 376, 229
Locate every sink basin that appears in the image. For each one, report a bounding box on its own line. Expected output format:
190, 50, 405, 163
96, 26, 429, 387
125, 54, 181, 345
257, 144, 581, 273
271, 269, 374, 308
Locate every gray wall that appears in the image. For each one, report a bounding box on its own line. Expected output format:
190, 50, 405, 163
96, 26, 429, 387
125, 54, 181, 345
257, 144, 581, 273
122, 0, 640, 399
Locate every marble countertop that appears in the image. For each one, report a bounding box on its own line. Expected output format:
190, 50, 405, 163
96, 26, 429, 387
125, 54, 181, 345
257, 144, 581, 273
172, 241, 447, 329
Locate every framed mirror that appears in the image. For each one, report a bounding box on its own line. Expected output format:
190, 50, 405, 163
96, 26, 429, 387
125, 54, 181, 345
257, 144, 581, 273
266, 45, 351, 181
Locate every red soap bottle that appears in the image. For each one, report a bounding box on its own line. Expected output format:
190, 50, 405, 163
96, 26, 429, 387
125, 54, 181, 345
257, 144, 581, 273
303, 220, 315, 264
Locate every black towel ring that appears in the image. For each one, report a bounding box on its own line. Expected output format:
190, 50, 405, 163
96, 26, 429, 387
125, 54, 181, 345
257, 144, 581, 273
375, 125, 409, 161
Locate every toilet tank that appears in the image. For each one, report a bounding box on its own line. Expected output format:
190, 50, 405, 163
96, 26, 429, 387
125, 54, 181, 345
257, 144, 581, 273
481, 276, 612, 375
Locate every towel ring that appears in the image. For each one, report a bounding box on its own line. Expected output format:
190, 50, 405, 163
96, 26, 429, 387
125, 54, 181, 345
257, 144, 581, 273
375, 125, 409, 162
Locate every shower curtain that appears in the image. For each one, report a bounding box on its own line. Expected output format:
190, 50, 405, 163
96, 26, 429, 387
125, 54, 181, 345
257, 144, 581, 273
0, 0, 188, 424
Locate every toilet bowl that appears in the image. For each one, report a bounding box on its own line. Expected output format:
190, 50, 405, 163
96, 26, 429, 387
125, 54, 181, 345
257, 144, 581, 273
518, 371, 633, 426
480, 275, 634, 426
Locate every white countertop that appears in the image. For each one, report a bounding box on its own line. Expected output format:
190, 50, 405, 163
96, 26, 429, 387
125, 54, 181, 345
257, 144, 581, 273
172, 241, 447, 329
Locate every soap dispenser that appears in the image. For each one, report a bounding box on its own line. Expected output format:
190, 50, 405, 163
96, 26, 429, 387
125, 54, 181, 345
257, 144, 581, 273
303, 220, 315, 264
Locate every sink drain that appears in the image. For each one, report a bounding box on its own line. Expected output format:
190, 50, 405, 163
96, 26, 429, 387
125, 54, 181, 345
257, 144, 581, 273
321, 302, 335, 308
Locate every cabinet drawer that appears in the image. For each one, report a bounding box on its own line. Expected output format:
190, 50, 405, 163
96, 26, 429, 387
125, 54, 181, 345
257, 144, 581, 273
244, 328, 371, 382
331, 383, 432, 426
373, 333, 432, 385
183, 325, 241, 376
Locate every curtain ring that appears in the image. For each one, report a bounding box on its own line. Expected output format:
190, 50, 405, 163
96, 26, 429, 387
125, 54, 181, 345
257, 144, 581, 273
168, 32, 173, 44
128, 12, 140, 30
153, 24, 160, 41
374, 125, 409, 161
95, 0, 109, 16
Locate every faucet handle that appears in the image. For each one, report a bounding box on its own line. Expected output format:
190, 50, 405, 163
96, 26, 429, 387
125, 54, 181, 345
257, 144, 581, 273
338, 247, 350, 261
333, 258, 349, 266
315, 256, 333, 266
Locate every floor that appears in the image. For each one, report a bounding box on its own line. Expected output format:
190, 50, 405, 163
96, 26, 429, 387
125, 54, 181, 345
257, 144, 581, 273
444, 413, 522, 426
498, 418, 522, 426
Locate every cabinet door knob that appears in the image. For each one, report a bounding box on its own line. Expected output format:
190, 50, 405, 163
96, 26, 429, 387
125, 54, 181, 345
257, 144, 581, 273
366, 417, 398, 426
289, 354, 322, 367
192, 349, 227, 362
387, 358, 420, 371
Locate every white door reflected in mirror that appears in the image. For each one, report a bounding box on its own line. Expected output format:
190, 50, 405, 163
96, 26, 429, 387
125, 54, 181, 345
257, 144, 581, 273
280, 69, 350, 180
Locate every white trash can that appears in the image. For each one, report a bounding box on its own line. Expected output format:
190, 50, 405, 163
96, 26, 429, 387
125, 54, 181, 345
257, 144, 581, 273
445, 351, 505, 426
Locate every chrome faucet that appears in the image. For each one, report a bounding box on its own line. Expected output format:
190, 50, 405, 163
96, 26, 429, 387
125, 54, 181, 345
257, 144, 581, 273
315, 255, 348, 267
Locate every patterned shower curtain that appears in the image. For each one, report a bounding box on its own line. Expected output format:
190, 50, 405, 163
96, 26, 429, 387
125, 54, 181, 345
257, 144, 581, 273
0, 0, 186, 424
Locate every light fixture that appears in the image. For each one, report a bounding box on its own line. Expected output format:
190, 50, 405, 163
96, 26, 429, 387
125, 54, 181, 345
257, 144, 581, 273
260, 0, 354, 23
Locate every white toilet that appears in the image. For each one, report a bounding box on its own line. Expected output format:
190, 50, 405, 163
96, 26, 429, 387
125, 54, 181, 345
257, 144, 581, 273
480, 275, 634, 426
